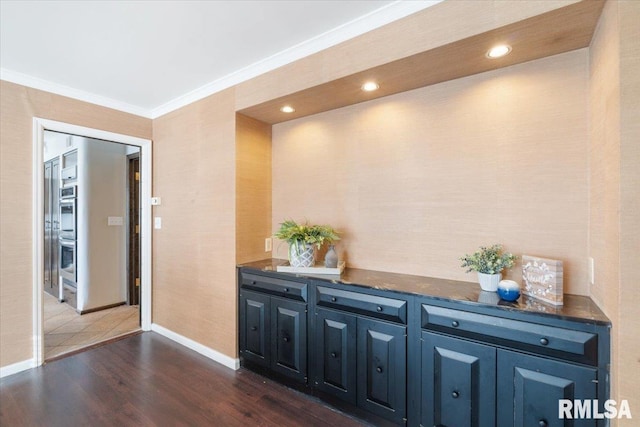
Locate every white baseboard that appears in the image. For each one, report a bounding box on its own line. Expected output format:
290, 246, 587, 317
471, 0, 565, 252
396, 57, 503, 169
0, 358, 36, 379
150, 323, 240, 371
1, 327, 240, 379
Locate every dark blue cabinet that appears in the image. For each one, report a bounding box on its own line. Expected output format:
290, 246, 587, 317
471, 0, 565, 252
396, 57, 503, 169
239, 289, 307, 383
239, 290, 270, 368
314, 308, 357, 403
238, 267, 609, 427
421, 331, 496, 427
497, 349, 597, 427
357, 317, 407, 423
271, 297, 307, 381
314, 306, 407, 424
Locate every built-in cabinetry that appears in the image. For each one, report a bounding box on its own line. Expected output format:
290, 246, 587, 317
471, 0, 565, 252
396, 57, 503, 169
238, 261, 610, 427
61, 149, 78, 186
420, 302, 600, 427
314, 286, 408, 423
239, 272, 308, 383
420, 331, 496, 427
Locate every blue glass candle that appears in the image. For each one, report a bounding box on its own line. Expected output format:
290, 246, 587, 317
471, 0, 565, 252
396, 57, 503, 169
497, 280, 521, 302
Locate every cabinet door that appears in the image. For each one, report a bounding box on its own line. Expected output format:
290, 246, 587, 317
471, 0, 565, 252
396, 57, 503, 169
421, 332, 496, 427
239, 290, 270, 368
497, 349, 598, 427
314, 308, 357, 404
271, 297, 307, 382
357, 318, 407, 423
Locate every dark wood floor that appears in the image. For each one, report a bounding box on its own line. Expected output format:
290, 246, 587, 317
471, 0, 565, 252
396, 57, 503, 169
0, 332, 366, 426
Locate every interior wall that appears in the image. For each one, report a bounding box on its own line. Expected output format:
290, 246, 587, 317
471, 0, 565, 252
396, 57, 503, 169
588, 0, 621, 409
151, 88, 238, 358
0, 81, 151, 368
79, 137, 129, 311
589, 1, 640, 420
272, 49, 590, 295
618, 0, 640, 420
236, 114, 272, 264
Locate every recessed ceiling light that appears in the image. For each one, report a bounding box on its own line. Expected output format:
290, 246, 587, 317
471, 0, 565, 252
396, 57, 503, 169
361, 81, 379, 92
486, 44, 512, 59
280, 105, 295, 113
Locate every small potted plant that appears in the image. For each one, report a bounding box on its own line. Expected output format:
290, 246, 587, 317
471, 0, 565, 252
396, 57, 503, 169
274, 219, 340, 268
460, 244, 517, 292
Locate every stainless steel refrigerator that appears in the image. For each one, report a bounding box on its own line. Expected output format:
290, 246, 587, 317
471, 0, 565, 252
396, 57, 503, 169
44, 158, 60, 299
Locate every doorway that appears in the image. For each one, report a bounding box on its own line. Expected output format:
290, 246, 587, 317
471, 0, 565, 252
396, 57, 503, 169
42, 131, 142, 360
127, 153, 141, 308
33, 118, 152, 366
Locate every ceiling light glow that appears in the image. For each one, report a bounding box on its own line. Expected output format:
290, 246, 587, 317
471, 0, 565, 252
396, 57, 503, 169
486, 44, 512, 59
361, 81, 379, 92
280, 105, 295, 113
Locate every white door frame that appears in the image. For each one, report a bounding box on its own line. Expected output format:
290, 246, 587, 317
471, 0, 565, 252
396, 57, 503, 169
32, 118, 152, 366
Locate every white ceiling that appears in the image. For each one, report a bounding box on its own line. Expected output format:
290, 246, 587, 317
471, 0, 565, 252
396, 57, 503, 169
0, 1, 440, 118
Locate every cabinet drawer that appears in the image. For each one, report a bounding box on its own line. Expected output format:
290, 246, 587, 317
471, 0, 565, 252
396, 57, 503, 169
317, 286, 407, 324
241, 272, 307, 302
421, 304, 598, 364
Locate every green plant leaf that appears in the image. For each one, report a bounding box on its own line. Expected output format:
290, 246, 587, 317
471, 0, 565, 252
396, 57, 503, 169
460, 244, 517, 274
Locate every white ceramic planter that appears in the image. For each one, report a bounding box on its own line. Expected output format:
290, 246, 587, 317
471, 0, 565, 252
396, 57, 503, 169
477, 272, 502, 292
289, 242, 315, 268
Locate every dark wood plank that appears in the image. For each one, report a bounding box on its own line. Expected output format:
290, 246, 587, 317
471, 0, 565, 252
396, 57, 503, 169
0, 332, 367, 427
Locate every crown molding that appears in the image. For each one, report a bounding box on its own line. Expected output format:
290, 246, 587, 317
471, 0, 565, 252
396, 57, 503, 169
0, 68, 152, 118
150, 0, 442, 118
2, 1, 442, 120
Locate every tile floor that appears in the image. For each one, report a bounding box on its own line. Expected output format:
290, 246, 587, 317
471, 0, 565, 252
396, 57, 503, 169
44, 292, 140, 360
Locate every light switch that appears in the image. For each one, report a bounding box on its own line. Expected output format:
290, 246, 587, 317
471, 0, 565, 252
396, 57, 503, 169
151, 197, 161, 206
154, 217, 162, 229
108, 216, 123, 226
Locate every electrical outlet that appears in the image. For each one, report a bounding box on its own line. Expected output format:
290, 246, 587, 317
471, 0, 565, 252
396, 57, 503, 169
589, 257, 595, 285
265, 237, 272, 252
154, 217, 162, 229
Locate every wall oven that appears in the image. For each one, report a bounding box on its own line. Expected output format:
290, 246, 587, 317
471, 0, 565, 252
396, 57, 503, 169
59, 185, 76, 288
59, 238, 76, 285
59, 186, 76, 240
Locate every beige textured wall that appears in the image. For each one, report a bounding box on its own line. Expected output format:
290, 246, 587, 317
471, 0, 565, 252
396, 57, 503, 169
152, 89, 238, 357
589, 0, 621, 410
590, 1, 640, 421
236, 114, 272, 264
273, 50, 590, 295
0, 81, 151, 367
618, 0, 640, 421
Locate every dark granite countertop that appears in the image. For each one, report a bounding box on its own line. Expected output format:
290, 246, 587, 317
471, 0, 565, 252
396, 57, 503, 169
238, 258, 611, 326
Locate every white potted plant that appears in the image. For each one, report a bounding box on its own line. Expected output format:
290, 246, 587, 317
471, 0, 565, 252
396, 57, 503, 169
460, 244, 517, 292
274, 220, 340, 268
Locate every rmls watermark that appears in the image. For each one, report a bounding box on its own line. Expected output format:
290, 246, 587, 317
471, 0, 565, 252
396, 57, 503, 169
559, 399, 632, 419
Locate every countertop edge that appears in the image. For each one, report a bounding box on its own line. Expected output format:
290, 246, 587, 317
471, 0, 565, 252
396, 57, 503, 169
237, 259, 612, 327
